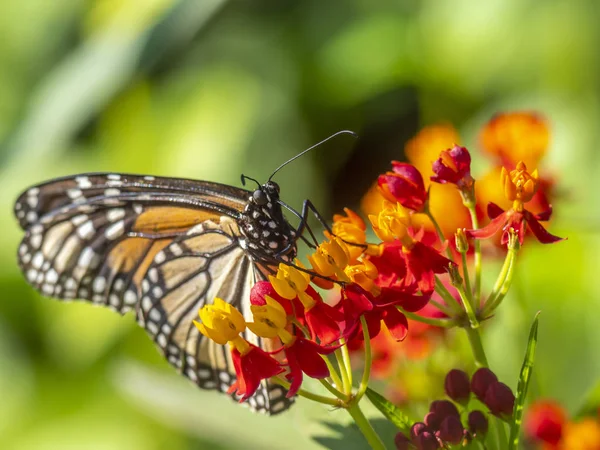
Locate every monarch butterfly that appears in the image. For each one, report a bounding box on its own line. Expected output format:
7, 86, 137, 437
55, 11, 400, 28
13, 131, 356, 415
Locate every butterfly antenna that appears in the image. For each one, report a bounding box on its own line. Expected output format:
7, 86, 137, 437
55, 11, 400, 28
268, 130, 358, 182
241, 174, 261, 188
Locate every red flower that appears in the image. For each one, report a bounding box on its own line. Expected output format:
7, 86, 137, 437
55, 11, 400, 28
251, 280, 304, 319
431, 145, 474, 190
303, 285, 344, 344
283, 336, 338, 397
228, 345, 284, 401
524, 400, 566, 446
403, 241, 455, 294
468, 202, 563, 245
378, 162, 427, 211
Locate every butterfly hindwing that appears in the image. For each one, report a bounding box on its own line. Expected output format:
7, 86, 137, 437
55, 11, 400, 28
137, 217, 293, 413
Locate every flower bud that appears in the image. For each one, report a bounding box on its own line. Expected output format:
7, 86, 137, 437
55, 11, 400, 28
471, 368, 498, 401
484, 381, 515, 418
444, 369, 471, 404
378, 162, 427, 212
424, 412, 442, 431
454, 229, 469, 254
468, 410, 489, 437
437, 415, 464, 445
413, 431, 439, 450
410, 422, 429, 440
431, 145, 474, 191
394, 432, 411, 450
429, 400, 460, 420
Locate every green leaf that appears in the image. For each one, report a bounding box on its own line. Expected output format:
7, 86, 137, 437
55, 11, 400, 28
365, 387, 412, 434
508, 312, 540, 450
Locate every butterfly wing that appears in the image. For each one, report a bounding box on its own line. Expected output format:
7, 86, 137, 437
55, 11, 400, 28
14, 173, 292, 413
138, 217, 292, 414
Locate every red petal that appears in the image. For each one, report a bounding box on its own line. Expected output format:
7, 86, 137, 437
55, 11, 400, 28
382, 307, 409, 341
487, 202, 505, 219
290, 339, 331, 379
250, 281, 295, 316
525, 212, 565, 244
467, 212, 508, 240
534, 206, 553, 222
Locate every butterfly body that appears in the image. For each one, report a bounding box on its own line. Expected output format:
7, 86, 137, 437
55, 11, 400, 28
14, 173, 297, 414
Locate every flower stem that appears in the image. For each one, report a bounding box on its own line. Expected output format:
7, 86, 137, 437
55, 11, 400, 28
434, 277, 463, 314
356, 316, 372, 401
272, 376, 342, 407
335, 349, 352, 395
454, 279, 479, 329
465, 199, 482, 304
340, 339, 353, 388
464, 326, 488, 367
346, 402, 387, 450
481, 231, 520, 317
318, 378, 349, 401
323, 355, 344, 392
398, 307, 457, 328
425, 208, 455, 262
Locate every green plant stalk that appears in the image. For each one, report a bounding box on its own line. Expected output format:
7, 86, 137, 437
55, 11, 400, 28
323, 354, 344, 392
318, 378, 348, 401
356, 316, 372, 401
454, 277, 479, 328
465, 200, 482, 303
465, 326, 489, 367
429, 298, 457, 317
434, 277, 464, 314
398, 306, 457, 328
495, 418, 508, 449
273, 376, 341, 407
482, 242, 518, 317
340, 339, 353, 388
346, 402, 387, 450
461, 250, 474, 309
425, 208, 455, 262
335, 349, 352, 395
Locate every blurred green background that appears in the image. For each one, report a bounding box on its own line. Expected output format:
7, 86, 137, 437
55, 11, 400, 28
1, 1, 599, 449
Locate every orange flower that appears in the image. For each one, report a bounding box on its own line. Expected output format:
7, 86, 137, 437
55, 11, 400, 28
560, 419, 600, 450
405, 124, 460, 184
480, 112, 550, 169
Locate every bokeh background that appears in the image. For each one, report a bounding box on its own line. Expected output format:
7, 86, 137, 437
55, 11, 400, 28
1, 1, 599, 449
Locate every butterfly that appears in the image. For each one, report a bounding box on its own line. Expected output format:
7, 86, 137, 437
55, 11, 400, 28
13, 131, 355, 415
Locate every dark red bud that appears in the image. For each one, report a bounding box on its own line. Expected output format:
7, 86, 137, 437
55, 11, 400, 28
424, 412, 442, 431
484, 381, 515, 418
471, 368, 498, 401
437, 415, 464, 445
413, 431, 439, 450
444, 369, 471, 404
468, 410, 489, 436
411, 422, 429, 439
394, 432, 411, 450
429, 400, 460, 420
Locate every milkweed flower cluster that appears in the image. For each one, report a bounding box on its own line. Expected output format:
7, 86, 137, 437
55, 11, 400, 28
195, 111, 565, 450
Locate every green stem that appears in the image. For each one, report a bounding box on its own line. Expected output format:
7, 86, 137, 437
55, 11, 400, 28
482, 239, 519, 317
272, 376, 342, 407
425, 208, 455, 262
318, 378, 348, 401
340, 339, 353, 388
335, 349, 352, 395
455, 280, 479, 329
495, 417, 508, 449
346, 403, 386, 450
429, 298, 457, 317
461, 250, 474, 309
465, 200, 482, 304
398, 307, 457, 328
323, 355, 344, 392
465, 326, 488, 367
356, 316, 372, 401
434, 277, 463, 314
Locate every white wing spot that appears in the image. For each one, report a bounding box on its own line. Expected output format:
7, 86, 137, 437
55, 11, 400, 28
113, 279, 124, 291
76, 221, 95, 240
93, 277, 106, 293
154, 251, 166, 264
149, 308, 162, 322
30, 234, 42, 249
157, 334, 167, 348
133, 204, 143, 214
124, 290, 137, 305
27, 269, 38, 282
170, 244, 183, 256
76, 176, 92, 189
104, 188, 120, 197
268, 221, 277, 229
67, 188, 82, 199
143, 176, 155, 181
71, 214, 88, 226
141, 296, 152, 311
148, 268, 158, 283
107, 174, 121, 180
105, 220, 125, 240
46, 269, 58, 284
152, 286, 163, 298
32, 252, 44, 269
106, 208, 125, 222
26, 211, 38, 223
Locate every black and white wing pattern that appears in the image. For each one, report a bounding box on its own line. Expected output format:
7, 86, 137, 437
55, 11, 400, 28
14, 173, 294, 414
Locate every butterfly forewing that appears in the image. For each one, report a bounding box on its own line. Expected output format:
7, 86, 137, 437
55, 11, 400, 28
14, 173, 294, 414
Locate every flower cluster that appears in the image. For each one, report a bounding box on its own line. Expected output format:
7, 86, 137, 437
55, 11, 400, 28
394, 368, 515, 449
191, 110, 565, 450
